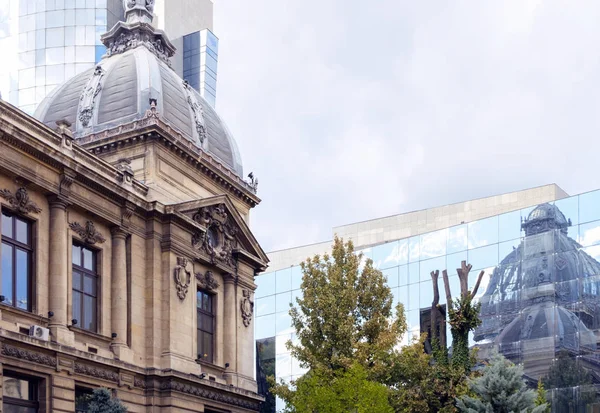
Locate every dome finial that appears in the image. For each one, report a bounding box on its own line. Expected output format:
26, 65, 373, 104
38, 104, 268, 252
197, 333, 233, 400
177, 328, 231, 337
123, 0, 154, 24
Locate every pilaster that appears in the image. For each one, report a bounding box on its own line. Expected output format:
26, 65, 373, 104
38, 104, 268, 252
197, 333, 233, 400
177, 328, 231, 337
47, 195, 75, 346
222, 273, 238, 386
110, 227, 134, 363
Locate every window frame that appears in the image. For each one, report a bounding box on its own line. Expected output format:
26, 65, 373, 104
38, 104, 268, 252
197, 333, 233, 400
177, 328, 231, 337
196, 289, 215, 364
1, 210, 34, 312
71, 242, 99, 333
2, 371, 39, 411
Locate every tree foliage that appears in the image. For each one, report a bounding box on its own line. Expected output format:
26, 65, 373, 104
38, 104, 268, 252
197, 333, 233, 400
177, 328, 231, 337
387, 333, 469, 413
287, 236, 404, 377
282, 363, 393, 413
535, 379, 550, 413
85, 388, 128, 413
269, 237, 479, 413
543, 350, 597, 412
456, 353, 547, 413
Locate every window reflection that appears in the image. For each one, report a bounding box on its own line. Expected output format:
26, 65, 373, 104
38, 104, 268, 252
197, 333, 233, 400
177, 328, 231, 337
275, 268, 291, 294
447, 224, 468, 254
256, 196, 600, 410
579, 190, 600, 224
420, 229, 446, 259
499, 210, 521, 242
468, 216, 498, 249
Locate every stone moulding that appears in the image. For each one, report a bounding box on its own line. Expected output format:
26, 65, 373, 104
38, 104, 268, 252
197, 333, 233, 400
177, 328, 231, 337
74, 362, 119, 382
160, 379, 260, 410
174, 257, 192, 300
69, 220, 107, 245
1, 343, 57, 367
0, 187, 42, 215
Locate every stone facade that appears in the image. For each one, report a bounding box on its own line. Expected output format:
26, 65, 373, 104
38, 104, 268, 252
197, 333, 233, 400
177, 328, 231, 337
0, 98, 268, 411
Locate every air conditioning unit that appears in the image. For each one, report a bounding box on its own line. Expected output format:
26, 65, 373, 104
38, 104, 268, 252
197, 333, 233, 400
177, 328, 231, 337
29, 325, 49, 341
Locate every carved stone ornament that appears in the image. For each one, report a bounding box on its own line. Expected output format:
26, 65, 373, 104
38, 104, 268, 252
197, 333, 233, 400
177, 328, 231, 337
69, 221, 106, 245
196, 270, 219, 291
191, 204, 239, 269
160, 379, 259, 410
240, 289, 254, 327
123, 0, 154, 14
0, 187, 42, 214
75, 362, 119, 382
2, 343, 57, 367
105, 28, 172, 65
183, 80, 207, 145
174, 257, 192, 300
78, 66, 105, 128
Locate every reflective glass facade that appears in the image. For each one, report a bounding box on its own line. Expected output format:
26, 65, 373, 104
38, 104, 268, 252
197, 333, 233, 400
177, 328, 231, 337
256, 189, 600, 412
183, 29, 218, 107
0, 0, 115, 114
0, 1, 218, 114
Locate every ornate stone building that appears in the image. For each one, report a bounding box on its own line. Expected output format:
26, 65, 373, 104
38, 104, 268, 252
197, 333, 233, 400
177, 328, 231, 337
0, 1, 268, 411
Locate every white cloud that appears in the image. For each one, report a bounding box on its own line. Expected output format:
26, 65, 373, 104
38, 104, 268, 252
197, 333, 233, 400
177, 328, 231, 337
214, 0, 600, 252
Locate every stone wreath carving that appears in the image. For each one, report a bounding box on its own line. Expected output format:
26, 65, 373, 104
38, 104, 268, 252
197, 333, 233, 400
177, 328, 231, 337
0, 187, 42, 215
174, 257, 192, 300
196, 270, 219, 291
192, 204, 239, 269
240, 289, 254, 327
69, 221, 106, 245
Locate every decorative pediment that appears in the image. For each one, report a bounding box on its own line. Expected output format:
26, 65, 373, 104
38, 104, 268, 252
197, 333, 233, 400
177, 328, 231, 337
170, 196, 269, 271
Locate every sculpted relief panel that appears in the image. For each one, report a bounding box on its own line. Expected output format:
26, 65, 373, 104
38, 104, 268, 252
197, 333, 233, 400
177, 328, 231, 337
192, 204, 239, 269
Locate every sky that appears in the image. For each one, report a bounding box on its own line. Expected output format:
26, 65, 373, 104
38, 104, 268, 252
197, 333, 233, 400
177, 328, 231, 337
214, 1, 600, 253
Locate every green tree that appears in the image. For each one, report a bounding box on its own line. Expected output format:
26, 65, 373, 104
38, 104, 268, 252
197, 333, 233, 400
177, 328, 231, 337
387, 333, 469, 413
456, 353, 547, 413
270, 236, 404, 408
285, 363, 393, 413
535, 379, 550, 413
84, 388, 128, 413
543, 350, 597, 412
287, 236, 404, 377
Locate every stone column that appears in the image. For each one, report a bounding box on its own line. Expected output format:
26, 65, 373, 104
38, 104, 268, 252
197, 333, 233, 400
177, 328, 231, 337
48, 196, 73, 345
110, 227, 133, 362
223, 274, 238, 385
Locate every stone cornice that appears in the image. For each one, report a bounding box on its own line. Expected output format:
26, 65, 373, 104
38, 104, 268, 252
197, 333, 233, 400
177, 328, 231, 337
0, 102, 150, 209
76, 118, 261, 208
0, 334, 262, 411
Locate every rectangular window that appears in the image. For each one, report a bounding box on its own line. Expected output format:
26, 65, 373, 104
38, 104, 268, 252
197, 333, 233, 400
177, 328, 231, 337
3, 373, 39, 412
197, 290, 214, 363
72, 243, 98, 332
1, 211, 33, 311
75, 386, 93, 413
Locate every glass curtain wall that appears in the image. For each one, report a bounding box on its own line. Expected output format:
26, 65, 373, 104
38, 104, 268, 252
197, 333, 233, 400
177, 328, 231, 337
0, 0, 113, 114
255, 189, 600, 413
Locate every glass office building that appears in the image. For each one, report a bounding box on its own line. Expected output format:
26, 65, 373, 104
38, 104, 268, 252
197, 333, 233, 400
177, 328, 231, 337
183, 29, 218, 108
0, 0, 119, 114
256, 187, 600, 412
0, 0, 218, 114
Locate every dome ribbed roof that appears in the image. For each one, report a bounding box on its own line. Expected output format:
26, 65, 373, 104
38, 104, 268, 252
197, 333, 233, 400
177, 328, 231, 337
33, 2, 243, 177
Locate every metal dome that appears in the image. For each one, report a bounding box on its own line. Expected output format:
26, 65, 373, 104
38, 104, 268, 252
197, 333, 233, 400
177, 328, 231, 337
33, 1, 243, 177
521, 203, 571, 236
